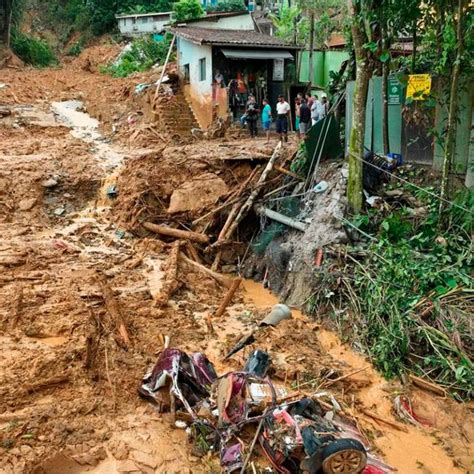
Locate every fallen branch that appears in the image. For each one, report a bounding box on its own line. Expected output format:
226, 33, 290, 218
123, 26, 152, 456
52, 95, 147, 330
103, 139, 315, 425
179, 253, 232, 288
143, 222, 209, 244
361, 408, 409, 433
155, 240, 182, 306
96, 273, 131, 348
408, 374, 447, 397
274, 165, 304, 181
25, 375, 70, 394
322, 367, 369, 388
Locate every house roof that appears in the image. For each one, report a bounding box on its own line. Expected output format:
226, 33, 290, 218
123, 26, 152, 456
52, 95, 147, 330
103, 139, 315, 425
116, 11, 171, 19
178, 11, 250, 24
170, 26, 299, 49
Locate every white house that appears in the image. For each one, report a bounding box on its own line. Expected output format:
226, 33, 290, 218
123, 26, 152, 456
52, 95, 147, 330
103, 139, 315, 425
179, 11, 255, 30
116, 12, 172, 37
171, 25, 298, 128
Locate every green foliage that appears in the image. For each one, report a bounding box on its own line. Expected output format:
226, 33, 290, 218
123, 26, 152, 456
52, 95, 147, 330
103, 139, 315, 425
269, 6, 309, 44
11, 32, 57, 67
172, 0, 204, 22
206, 0, 245, 12
103, 34, 174, 77
66, 39, 85, 57
310, 185, 473, 400
118, 0, 173, 14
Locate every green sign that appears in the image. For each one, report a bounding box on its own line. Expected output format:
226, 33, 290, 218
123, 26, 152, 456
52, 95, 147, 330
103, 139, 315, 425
388, 76, 402, 105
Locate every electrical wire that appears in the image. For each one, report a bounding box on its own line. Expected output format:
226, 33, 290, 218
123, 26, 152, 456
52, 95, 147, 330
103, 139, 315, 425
348, 151, 473, 215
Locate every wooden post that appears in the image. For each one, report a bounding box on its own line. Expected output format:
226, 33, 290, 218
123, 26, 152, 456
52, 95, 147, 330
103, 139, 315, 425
154, 34, 176, 101
214, 277, 242, 319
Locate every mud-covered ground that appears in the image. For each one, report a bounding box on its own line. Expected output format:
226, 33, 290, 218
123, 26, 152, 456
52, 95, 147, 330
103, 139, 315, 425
0, 52, 472, 474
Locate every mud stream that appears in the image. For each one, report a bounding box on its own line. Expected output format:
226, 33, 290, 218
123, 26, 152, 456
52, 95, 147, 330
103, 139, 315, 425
0, 98, 469, 473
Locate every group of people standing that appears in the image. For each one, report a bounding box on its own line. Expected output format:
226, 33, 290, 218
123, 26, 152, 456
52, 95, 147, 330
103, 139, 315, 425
243, 95, 292, 143
242, 92, 329, 142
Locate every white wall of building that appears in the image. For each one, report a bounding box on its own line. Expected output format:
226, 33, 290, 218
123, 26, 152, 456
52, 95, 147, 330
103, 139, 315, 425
177, 38, 213, 96
187, 14, 254, 30
117, 13, 171, 37
177, 37, 215, 127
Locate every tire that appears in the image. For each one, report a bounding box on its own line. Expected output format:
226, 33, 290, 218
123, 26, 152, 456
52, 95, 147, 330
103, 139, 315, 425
321, 438, 367, 474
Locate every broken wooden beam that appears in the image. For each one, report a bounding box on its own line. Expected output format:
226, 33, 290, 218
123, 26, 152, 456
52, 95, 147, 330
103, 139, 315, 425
143, 222, 209, 244
185, 240, 202, 264
179, 253, 232, 288
274, 165, 304, 181
254, 205, 307, 232
224, 141, 282, 241
408, 374, 447, 397
214, 277, 242, 319
96, 273, 131, 348
155, 240, 182, 307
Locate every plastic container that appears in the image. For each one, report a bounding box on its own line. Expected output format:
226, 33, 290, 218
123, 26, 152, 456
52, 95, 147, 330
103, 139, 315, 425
387, 152, 403, 166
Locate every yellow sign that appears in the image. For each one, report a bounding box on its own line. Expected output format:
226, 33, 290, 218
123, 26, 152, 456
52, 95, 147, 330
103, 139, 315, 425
406, 74, 432, 100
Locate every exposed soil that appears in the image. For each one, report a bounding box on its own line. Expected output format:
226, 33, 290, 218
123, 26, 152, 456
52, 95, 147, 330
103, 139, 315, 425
0, 57, 472, 474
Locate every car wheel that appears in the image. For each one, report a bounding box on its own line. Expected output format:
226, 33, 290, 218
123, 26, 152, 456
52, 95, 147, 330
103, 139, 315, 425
321, 438, 367, 474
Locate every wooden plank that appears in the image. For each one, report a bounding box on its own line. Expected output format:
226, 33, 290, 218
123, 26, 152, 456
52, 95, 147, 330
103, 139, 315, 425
144, 222, 209, 244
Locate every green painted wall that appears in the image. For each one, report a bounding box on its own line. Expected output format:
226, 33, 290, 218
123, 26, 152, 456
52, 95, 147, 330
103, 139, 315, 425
299, 50, 349, 89
345, 77, 403, 156
323, 51, 349, 89
433, 80, 473, 174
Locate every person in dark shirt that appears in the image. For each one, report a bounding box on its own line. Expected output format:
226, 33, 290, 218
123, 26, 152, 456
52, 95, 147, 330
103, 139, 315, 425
245, 95, 259, 138
299, 99, 311, 139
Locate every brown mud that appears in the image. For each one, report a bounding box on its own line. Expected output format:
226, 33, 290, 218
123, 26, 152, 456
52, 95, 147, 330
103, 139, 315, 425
0, 60, 472, 474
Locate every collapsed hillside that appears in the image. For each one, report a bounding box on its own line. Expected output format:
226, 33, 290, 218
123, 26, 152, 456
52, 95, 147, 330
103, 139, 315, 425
0, 59, 472, 474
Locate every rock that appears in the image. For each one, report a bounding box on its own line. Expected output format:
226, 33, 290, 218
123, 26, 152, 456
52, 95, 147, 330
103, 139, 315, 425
130, 450, 158, 469
167, 173, 228, 214
54, 207, 65, 216
42, 178, 58, 188
116, 459, 139, 473
0, 106, 12, 117
18, 198, 37, 211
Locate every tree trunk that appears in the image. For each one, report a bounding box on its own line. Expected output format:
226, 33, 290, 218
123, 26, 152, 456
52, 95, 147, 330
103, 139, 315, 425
308, 12, 315, 85
439, 0, 466, 216
411, 17, 417, 73
347, 0, 372, 213
2, 0, 13, 47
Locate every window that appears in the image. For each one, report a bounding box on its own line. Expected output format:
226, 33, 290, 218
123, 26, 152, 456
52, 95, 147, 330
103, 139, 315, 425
199, 58, 206, 82
184, 64, 190, 83
141, 16, 148, 23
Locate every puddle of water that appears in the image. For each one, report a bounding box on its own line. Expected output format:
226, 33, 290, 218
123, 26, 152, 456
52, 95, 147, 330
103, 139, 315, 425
240, 279, 463, 474
51, 100, 123, 170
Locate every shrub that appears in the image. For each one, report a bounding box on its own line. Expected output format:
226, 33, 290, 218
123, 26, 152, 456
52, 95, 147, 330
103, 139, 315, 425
206, 0, 246, 12
66, 39, 84, 57
172, 0, 204, 22
104, 34, 174, 78
11, 32, 57, 67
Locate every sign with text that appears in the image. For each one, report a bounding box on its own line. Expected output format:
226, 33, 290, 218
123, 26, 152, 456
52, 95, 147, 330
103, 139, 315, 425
406, 74, 432, 100
273, 58, 284, 81
388, 76, 402, 105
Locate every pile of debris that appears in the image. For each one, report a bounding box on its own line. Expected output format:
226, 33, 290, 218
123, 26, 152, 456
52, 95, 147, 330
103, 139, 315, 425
112, 140, 298, 273
139, 346, 393, 473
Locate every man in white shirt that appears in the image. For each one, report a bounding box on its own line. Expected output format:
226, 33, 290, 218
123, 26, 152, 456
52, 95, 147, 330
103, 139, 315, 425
311, 94, 322, 125
276, 95, 291, 142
